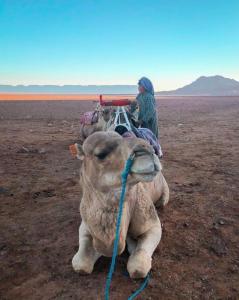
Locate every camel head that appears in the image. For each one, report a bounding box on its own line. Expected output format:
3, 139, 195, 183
101, 108, 111, 122
75, 131, 161, 193
95, 105, 111, 123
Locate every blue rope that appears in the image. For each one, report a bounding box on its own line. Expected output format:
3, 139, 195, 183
104, 155, 150, 300
128, 273, 150, 300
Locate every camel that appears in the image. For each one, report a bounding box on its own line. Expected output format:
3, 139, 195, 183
79, 108, 111, 142
72, 131, 169, 278
79, 102, 138, 142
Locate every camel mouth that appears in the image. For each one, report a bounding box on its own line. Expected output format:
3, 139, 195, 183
131, 169, 158, 177
131, 171, 158, 182
132, 169, 158, 176
130, 153, 160, 181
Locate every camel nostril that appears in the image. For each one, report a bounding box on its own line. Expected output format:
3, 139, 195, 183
134, 150, 148, 157
133, 148, 154, 158
132, 144, 151, 155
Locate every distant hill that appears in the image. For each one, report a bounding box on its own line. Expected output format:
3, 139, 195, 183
0, 84, 137, 94
157, 75, 239, 96
1, 75, 239, 95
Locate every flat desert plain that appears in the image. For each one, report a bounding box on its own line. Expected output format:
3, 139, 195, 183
0, 96, 239, 300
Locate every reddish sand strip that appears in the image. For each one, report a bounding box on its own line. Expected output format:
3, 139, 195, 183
1, 93, 224, 101
0, 93, 136, 101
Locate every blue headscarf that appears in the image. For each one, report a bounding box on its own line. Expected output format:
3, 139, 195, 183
138, 77, 154, 95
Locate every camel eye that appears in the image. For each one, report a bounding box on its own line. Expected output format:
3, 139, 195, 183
95, 152, 108, 160
94, 143, 118, 160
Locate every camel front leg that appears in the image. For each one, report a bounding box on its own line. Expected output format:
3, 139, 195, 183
72, 222, 101, 274
126, 236, 137, 255
155, 176, 170, 208
127, 221, 162, 278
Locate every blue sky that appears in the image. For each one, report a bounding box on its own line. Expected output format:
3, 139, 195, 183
0, 0, 239, 90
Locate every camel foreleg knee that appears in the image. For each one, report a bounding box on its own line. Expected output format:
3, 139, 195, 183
127, 222, 162, 278
72, 222, 101, 274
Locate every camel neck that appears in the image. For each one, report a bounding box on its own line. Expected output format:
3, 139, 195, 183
81, 172, 127, 207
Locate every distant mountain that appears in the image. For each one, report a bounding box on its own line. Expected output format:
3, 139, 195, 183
0, 84, 137, 94
1, 75, 239, 95
157, 75, 239, 96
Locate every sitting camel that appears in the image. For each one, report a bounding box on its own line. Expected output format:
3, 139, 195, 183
79, 108, 111, 142
72, 131, 169, 278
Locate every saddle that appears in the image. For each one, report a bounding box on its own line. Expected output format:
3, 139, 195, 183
80, 111, 99, 125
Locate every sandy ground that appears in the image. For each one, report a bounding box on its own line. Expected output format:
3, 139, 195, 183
0, 97, 239, 300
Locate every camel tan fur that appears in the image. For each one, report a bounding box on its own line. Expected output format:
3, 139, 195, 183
72, 131, 169, 278
79, 108, 111, 142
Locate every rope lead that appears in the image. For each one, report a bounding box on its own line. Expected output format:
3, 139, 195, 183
104, 155, 150, 300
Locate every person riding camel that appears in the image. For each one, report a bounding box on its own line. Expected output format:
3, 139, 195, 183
135, 77, 159, 138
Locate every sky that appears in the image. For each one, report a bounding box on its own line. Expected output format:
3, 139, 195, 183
0, 0, 239, 91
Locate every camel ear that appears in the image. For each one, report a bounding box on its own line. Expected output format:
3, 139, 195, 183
69, 143, 85, 160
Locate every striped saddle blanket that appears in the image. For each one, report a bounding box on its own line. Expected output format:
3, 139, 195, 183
80, 111, 99, 125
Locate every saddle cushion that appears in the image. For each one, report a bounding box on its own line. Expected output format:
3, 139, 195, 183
80, 111, 99, 125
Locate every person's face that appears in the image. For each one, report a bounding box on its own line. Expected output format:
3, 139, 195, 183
138, 85, 145, 93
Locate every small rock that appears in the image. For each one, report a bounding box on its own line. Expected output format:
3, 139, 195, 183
32, 191, 40, 199
32, 189, 56, 199
200, 276, 208, 282
43, 189, 56, 197
17, 146, 46, 154
17, 146, 30, 153
38, 148, 46, 154
0, 244, 7, 256
210, 236, 227, 256
0, 250, 7, 256
218, 219, 225, 225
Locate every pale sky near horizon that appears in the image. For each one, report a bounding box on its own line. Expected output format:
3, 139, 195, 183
0, 0, 239, 91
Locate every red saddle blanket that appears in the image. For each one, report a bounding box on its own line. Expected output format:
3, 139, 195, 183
80, 111, 99, 125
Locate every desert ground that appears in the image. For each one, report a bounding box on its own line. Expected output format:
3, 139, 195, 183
0, 96, 239, 300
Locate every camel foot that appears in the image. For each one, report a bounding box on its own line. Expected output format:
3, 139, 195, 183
127, 249, 152, 279
72, 252, 94, 274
